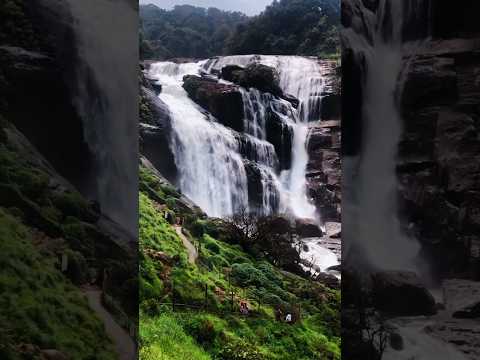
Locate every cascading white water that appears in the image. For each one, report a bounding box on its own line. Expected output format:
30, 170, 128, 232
239, 88, 269, 139
204, 55, 330, 221
58, 0, 138, 234
342, 0, 420, 271
148, 62, 249, 217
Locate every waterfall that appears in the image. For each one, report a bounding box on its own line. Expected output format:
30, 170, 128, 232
148, 62, 249, 217
57, 0, 138, 234
204, 55, 330, 221
342, 0, 422, 271
149, 55, 333, 221
239, 88, 269, 140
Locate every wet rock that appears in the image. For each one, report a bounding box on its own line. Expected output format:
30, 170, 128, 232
296, 218, 324, 238
306, 120, 341, 222
320, 93, 341, 120
220, 63, 283, 97
315, 272, 340, 289
402, 56, 457, 110
140, 88, 177, 183
371, 271, 437, 316
221, 64, 244, 82
453, 302, 480, 319
265, 106, 293, 170
282, 93, 300, 109
389, 332, 404, 351
183, 75, 244, 132
327, 264, 341, 272
243, 161, 280, 213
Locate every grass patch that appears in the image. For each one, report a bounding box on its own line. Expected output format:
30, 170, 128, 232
140, 313, 211, 360
0, 208, 115, 359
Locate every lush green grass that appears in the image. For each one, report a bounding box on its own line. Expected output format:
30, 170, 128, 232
139, 165, 341, 360
0, 208, 115, 359
140, 313, 211, 360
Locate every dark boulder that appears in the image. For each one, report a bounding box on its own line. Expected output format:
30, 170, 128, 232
221, 65, 244, 82
389, 332, 404, 351
268, 215, 292, 234
296, 218, 324, 238
183, 75, 244, 132
371, 271, 437, 316
453, 302, 480, 319
315, 272, 340, 289
220, 63, 283, 97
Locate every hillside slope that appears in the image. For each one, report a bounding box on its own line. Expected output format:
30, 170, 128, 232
139, 162, 340, 360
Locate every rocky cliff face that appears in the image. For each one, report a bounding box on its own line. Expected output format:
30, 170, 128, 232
306, 62, 342, 223
307, 120, 341, 222
342, 0, 480, 279
399, 37, 480, 278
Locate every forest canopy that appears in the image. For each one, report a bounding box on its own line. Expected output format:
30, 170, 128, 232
140, 0, 340, 60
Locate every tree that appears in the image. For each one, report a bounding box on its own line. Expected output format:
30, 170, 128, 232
224, 209, 302, 270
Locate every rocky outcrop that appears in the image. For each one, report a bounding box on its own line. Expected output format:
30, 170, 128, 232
266, 105, 294, 170
398, 40, 480, 277
342, 0, 480, 279
372, 271, 437, 316
221, 63, 283, 97
0, 45, 95, 195
296, 218, 324, 238
183, 75, 245, 132
140, 82, 177, 183
306, 120, 341, 222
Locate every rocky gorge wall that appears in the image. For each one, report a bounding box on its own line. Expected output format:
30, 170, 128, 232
342, 0, 480, 279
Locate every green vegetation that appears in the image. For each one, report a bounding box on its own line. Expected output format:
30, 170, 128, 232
0, 119, 135, 357
140, 4, 247, 60
140, 313, 211, 360
140, 0, 340, 60
227, 0, 340, 57
0, 208, 115, 359
139, 164, 340, 359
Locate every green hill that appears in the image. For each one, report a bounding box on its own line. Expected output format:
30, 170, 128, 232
139, 164, 340, 360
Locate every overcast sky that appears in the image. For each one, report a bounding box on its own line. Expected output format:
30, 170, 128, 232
139, 0, 273, 16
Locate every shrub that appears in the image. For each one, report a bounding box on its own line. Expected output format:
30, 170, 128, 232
205, 241, 220, 254
184, 315, 222, 345
231, 263, 268, 288
52, 191, 95, 222
218, 339, 265, 360
190, 220, 205, 237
